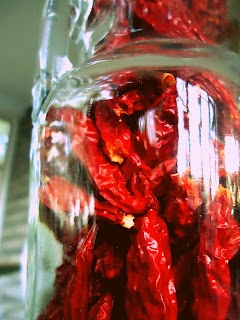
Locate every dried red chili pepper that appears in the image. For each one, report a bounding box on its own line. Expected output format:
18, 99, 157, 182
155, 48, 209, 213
39, 175, 90, 215
39, 175, 135, 228
150, 157, 177, 183
45, 106, 149, 214
134, 83, 178, 167
88, 292, 113, 320
164, 173, 203, 230
111, 90, 146, 116
94, 242, 123, 280
134, 0, 213, 43
126, 208, 177, 319
95, 100, 131, 164
95, 200, 135, 229
64, 225, 97, 320
191, 0, 234, 42
72, 124, 148, 214
192, 185, 240, 320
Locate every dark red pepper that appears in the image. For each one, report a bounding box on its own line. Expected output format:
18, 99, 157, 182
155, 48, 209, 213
94, 242, 123, 280
191, 0, 234, 42
134, 83, 178, 167
126, 209, 177, 319
64, 225, 97, 320
163, 173, 203, 231
192, 186, 240, 320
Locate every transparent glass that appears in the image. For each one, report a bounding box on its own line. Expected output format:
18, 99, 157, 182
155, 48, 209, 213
32, 0, 240, 118
27, 0, 240, 319
26, 40, 240, 319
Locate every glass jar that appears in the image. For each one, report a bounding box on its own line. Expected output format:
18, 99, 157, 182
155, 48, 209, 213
26, 1, 240, 320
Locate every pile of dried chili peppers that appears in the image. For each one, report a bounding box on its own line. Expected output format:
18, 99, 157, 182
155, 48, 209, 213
35, 0, 240, 319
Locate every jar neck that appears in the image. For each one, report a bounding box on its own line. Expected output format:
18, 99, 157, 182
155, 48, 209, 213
32, 0, 239, 120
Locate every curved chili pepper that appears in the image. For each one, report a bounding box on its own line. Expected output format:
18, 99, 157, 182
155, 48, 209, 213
150, 157, 177, 183
95, 200, 135, 229
191, 0, 234, 42
39, 175, 135, 228
94, 242, 123, 280
46, 106, 149, 214
88, 292, 114, 320
95, 100, 131, 164
39, 175, 90, 215
134, 84, 178, 166
192, 185, 239, 320
72, 122, 149, 214
64, 224, 97, 320
111, 89, 147, 116
164, 173, 203, 228
126, 209, 177, 320
134, 0, 213, 43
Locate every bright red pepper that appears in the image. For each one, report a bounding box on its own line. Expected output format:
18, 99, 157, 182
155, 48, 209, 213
39, 175, 135, 228
88, 292, 113, 320
46, 106, 149, 214
134, 0, 213, 43
95, 101, 131, 164
38, 36, 240, 319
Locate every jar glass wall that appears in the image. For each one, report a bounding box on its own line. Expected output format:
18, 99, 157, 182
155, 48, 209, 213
32, 0, 240, 117
26, 40, 240, 319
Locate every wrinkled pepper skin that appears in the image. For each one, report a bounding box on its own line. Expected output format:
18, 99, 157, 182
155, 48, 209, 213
64, 225, 97, 320
88, 292, 114, 320
134, 0, 212, 43
46, 106, 149, 214
126, 209, 177, 319
192, 186, 240, 320
39, 175, 134, 227
191, 0, 232, 42
94, 242, 123, 280
36, 3, 240, 312
134, 84, 178, 168
95, 101, 131, 164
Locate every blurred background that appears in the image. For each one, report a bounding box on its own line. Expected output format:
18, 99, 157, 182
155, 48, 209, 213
0, 1, 45, 319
